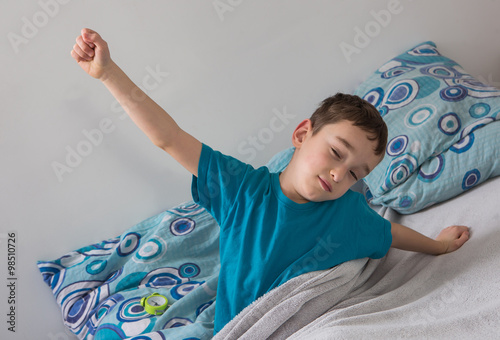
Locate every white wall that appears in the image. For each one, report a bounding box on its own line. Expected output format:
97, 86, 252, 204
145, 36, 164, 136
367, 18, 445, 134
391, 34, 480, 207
1, 0, 499, 338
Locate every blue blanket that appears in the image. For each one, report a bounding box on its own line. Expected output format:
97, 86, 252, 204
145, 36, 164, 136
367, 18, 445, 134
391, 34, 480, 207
37, 148, 294, 340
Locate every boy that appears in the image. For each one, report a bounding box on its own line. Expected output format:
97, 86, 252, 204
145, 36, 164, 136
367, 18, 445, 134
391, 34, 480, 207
71, 28, 470, 334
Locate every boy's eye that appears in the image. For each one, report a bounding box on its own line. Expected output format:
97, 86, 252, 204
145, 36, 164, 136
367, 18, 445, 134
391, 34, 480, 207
350, 170, 358, 181
331, 148, 341, 158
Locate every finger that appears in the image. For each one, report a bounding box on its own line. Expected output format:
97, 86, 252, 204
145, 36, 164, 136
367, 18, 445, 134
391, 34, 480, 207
72, 42, 92, 61
70, 49, 86, 63
450, 225, 469, 237
455, 231, 470, 249
76, 35, 95, 58
81, 28, 106, 50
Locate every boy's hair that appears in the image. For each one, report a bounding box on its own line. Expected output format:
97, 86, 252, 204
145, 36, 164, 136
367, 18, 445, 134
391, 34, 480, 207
309, 93, 387, 156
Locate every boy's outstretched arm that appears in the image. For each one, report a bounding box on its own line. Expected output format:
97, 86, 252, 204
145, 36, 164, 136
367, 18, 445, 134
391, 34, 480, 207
71, 28, 202, 176
391, 222, 470, 255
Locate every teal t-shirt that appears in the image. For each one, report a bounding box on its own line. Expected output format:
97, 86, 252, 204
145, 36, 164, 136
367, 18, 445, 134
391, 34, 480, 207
191, 144, 392, 334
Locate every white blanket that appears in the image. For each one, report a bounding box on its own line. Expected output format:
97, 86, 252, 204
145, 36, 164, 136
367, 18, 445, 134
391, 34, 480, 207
215, 175, 500, 339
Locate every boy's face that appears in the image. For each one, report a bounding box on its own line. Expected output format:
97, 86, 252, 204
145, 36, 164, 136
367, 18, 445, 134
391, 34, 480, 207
284, 119, 383, 203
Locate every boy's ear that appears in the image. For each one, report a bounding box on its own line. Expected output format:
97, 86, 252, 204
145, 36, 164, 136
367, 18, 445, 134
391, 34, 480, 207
292, 119, 313, 148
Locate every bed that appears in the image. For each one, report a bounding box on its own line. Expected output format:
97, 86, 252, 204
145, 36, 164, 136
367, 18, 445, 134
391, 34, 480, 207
215, 175, 500, 339
38, 41, 500, 339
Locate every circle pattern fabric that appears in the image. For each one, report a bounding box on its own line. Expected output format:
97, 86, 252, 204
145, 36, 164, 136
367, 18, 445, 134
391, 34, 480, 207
38, 202, 218, 339
355, 41, 500, 214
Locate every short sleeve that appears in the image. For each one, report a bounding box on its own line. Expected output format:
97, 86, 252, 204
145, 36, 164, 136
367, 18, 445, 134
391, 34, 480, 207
353, 193, 392, 259
191, 144, 253, 225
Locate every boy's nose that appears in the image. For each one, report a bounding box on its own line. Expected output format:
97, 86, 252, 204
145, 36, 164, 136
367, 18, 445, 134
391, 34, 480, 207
330, 167, 347, 183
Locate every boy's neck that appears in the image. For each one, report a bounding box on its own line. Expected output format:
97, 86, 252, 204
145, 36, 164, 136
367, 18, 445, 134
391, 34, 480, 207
278, 167, 310, 204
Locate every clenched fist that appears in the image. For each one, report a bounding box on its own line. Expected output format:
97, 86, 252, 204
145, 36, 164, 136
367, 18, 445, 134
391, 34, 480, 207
71, 28, 113, 80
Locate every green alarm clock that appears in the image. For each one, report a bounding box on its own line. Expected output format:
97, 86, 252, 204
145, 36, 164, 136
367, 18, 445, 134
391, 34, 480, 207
141, 293, 169, 315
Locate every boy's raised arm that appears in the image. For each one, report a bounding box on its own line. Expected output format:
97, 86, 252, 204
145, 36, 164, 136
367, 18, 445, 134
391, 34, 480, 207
71, 28, 202, 176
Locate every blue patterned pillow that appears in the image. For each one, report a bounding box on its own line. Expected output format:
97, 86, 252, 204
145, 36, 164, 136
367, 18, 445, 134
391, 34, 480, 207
354, 41, 500, 214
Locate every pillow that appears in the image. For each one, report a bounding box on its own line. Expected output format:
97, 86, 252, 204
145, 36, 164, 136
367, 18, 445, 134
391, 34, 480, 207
354, 41, 500, 214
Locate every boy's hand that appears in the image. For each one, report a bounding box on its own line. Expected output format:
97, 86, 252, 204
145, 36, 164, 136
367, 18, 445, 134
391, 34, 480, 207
71, 28, 112, 80
435, 225, 470, 254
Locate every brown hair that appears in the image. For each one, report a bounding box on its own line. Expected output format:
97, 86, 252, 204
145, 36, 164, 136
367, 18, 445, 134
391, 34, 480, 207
309, 93, 387, 156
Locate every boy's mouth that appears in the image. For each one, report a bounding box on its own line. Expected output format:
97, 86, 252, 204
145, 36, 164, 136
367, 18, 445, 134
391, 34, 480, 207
318, 176, 332, 192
